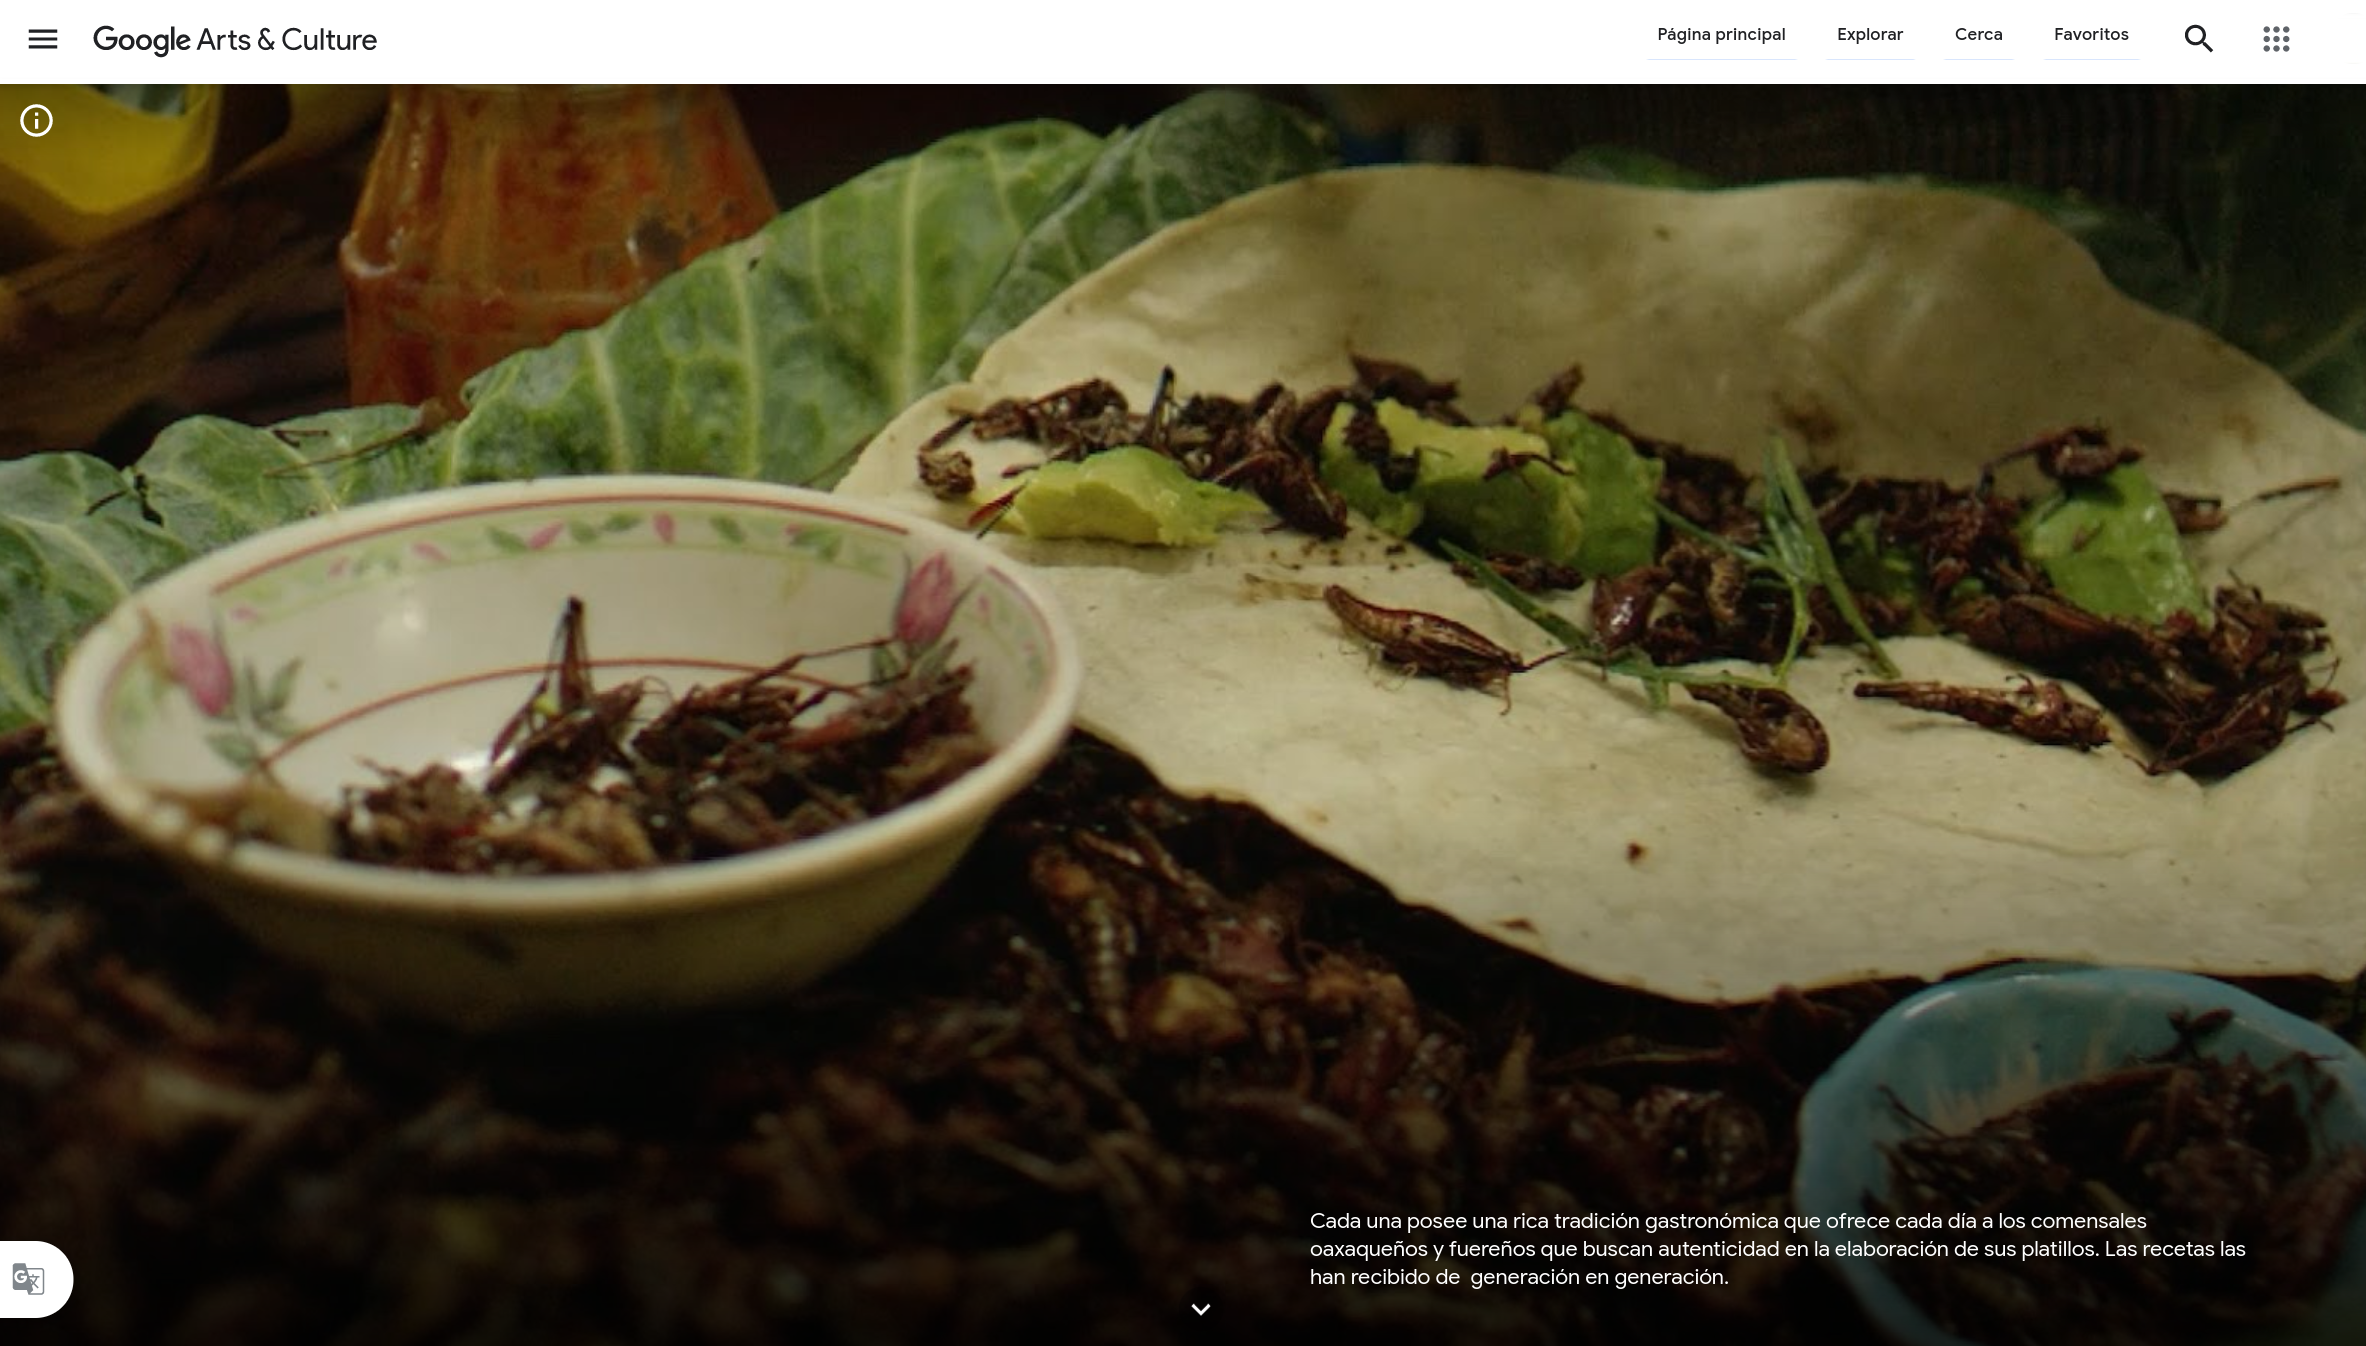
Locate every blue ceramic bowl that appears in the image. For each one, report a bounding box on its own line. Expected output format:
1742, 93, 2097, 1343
1795, 964, 2366, 1346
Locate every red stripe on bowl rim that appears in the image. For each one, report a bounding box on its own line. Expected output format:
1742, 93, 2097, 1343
209, 491, 914, 596
255, 655, 779, 764
100, 573, 1063, 760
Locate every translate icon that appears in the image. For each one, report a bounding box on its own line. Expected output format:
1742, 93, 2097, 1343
0, 1242, 72, 1318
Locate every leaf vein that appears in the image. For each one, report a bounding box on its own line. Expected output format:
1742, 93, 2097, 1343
584, 335, 635, 472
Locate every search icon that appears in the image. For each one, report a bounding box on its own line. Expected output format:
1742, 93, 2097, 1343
2186, 23, 2214, 51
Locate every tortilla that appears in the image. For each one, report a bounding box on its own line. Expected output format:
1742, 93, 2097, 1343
837, 166, 2366, 1002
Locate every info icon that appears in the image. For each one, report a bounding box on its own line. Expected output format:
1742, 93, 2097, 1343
2262, 24, 2291, 52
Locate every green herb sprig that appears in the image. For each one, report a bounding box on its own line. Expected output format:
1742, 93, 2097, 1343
1439, 540, 1765, 711
1646, 439, 1899, 682
1449, 437, 1897, 699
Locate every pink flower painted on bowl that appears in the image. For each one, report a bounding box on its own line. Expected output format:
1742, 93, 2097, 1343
528, 521, 565, 550
164, 623, 234, 718
895, 552, 960, 651
412, 541, 448, 564
653, 512, 677, 544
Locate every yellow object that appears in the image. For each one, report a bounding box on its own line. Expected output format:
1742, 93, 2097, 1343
0, 85, 221, 261
0, 85, 385, 455
0, 84, 383, 266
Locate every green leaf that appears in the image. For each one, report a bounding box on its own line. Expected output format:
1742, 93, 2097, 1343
446, 118, 1106, 494
262, 658, 302, 715
120, 115, 1111, 558
444, 90, 1328, 493
789, 528, 843, 563
488, 528, 530, 555
136, 408, 435, 557
0, 94, 1336, 732
205, 730, 261, 769
932, 90, 1335, 385
235, 661, 264, 718
0, 454, 193, 730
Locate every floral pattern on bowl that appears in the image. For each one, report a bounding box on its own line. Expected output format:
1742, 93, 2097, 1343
157, 620, 303, 769
100, 487, 1056, 783
54, 476, 1081, 1029
211, 495, 909, 635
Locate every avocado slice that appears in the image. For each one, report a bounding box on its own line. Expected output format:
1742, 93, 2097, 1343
1537, 411, 1665, 577
1004, 445, 1266, 546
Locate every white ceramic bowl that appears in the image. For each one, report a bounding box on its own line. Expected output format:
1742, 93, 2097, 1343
52, 476, 1080, 1028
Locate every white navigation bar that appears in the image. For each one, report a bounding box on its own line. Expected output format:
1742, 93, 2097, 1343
0, 5, 2356, 82
1640, 12, 2344, 71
